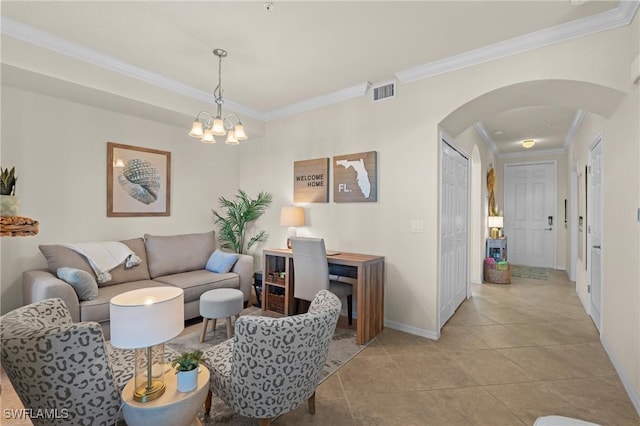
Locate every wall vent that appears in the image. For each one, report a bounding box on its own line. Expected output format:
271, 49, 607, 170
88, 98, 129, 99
372, 80, 396, 102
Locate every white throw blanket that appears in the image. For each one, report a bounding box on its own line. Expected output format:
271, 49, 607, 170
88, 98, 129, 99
61, 241, 142, 283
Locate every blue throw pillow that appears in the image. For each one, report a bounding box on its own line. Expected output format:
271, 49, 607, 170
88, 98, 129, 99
205, 249, 239, 274
57, 267, 99, 301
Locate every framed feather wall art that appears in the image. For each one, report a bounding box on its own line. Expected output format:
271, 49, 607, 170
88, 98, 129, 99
107, 142, 171, 217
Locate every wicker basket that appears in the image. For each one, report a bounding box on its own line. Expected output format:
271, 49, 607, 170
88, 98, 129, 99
484, 262, 511, 284
267, 293, 285, 313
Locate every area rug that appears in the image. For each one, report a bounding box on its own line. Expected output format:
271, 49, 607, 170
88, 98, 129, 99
112, 308, 367, 425
510, 264, 549, 280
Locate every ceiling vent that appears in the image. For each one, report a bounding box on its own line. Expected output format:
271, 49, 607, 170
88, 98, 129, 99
372, 80, 396, 102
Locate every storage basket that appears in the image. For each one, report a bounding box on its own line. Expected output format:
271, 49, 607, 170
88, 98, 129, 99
484, 261, 511, 284
267, 293, 285, 313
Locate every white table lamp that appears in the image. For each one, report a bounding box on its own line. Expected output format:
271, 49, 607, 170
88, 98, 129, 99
488, 216, 504, 239
110, 287, 184, 402
280, 206, 305, 248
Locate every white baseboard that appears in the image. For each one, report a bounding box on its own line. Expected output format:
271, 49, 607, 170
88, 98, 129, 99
577, 288, 591, 315
601, 336, 640, 416
470, 275, 482, 285
384, 319, 439, 340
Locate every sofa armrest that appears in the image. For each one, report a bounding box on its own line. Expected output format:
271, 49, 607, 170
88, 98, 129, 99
231, 254, 253, 303
22, 270, 80, 322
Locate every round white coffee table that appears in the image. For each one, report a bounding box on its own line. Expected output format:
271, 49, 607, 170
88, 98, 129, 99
122, 365, 210, 426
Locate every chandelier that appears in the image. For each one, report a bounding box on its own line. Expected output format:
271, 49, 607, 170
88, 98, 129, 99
188, 49, 248, 145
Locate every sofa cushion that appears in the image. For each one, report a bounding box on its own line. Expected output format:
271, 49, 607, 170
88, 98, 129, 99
205, 250, 239, 274
39, 238, 150, 287
79, 280, 171, 323
153, 270, 239, 303
40, 244, 94, 277
145, 231, 216, 279
56, 267, 99, 301
108, 238, 151, 284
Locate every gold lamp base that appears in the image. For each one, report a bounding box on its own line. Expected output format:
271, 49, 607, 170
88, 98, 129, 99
133, 379, 166, 403
490, 227, 500, 239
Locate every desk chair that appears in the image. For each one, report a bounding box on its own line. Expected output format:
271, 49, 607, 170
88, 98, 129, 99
290, 236, 353, 324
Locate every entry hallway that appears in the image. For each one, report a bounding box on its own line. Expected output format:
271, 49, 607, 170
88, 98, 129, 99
2, 270, 639, 425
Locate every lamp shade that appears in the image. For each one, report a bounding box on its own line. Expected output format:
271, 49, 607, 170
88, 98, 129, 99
280, 206, 305, 227
488, 216, 504, 228
188, 119, 204, 138
110, 287, 184, 349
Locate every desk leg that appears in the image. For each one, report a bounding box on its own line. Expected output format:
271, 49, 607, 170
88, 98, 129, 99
356, 261, 384, 345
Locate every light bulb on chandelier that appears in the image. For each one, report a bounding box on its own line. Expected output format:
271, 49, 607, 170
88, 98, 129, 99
189, 49, 248, 145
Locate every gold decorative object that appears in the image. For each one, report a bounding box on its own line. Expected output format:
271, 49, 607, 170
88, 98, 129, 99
487, 166, 498, 216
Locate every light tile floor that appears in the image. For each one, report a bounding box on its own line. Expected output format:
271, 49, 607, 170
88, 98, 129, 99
2, 270, 639, 425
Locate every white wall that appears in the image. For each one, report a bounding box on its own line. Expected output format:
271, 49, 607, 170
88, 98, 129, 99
600, 84, 640, 410
0, 86, 242, 313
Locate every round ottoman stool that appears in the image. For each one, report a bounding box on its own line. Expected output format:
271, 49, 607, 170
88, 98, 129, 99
199, 288, 244, 343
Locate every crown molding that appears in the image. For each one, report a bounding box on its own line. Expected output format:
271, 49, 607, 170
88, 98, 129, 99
473, 122, 498, 156
564, 109, 587, 150
0, 16, 266, 121
395, 2, 640, 83
264, 82, 371, 121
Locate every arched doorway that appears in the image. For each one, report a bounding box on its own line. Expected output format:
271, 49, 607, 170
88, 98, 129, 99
437, 79, 625, 329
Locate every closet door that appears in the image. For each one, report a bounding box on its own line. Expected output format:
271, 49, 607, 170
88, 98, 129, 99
439, 138, 468, 328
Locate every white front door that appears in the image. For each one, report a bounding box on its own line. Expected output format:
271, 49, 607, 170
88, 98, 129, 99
439, 137, 468, 328
589, 136, 603, 330
505, 162, 557, 268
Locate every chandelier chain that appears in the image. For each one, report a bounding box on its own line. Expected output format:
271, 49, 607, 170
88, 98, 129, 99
215, 52, 223, 107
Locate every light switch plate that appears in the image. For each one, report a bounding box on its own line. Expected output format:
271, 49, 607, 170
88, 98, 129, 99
411, 220, 424, 233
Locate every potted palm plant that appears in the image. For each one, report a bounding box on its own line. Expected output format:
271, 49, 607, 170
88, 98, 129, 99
212, 189, 273, 254
172, 350, 203, 392
0, 166, 18, 216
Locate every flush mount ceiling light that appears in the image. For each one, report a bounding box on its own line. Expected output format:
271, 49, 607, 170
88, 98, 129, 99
189, 49, 248, 145
522, 139, 535, 149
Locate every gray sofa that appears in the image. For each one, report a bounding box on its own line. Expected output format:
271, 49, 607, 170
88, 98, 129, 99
22, 231, 253, 340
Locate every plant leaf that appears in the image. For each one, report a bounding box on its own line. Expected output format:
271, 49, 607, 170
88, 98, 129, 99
212, 189, 272, 254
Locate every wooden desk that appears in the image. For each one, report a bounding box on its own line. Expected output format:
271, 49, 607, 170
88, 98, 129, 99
262, 248, 385, 345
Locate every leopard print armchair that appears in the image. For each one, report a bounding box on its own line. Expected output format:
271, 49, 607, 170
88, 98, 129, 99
207, 289, 341, 426
0, 298, 121, 426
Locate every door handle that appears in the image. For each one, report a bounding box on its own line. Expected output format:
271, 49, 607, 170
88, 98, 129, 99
544, 227, 552, 231
593, 245, 601, 249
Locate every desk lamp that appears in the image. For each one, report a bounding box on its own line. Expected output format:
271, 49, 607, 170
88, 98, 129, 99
110, 287, 184, 402
488, 216, 503, 239
280, 206, 305, 249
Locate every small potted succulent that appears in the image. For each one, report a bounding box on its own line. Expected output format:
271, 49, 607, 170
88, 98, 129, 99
0, 166, 18, 216
172, 350, 203, 392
